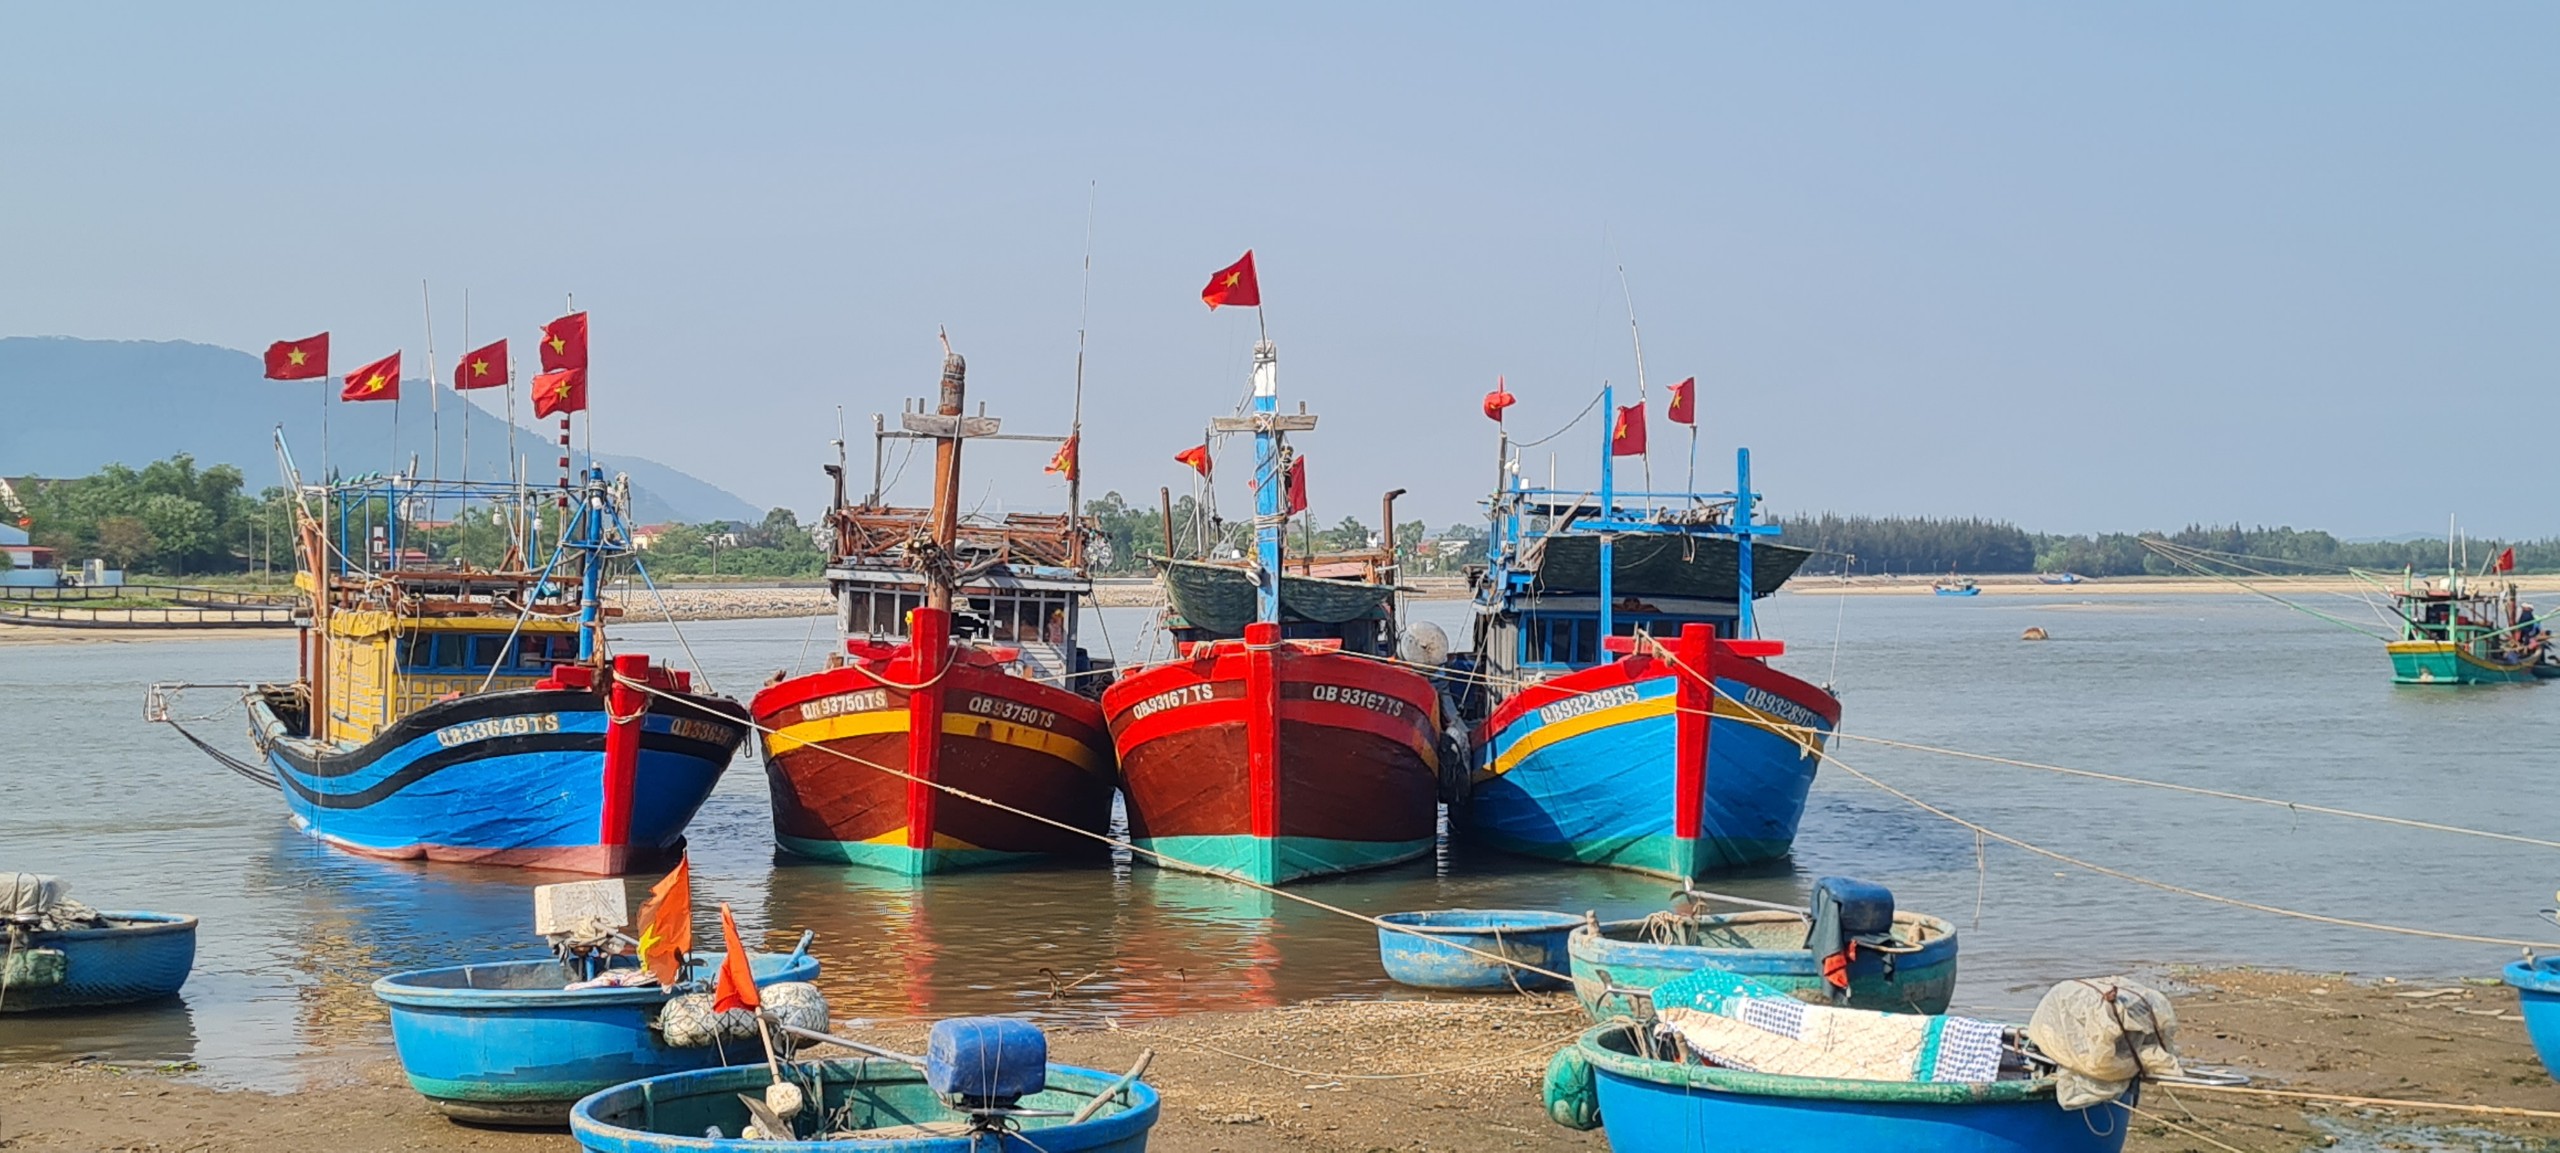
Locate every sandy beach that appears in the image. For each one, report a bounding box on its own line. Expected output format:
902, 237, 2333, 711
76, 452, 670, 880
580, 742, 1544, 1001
3, 967, 2552, 1152
1791, 573, 2560, 598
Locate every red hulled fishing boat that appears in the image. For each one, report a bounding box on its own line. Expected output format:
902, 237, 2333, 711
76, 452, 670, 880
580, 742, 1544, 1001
749, 340, 1116, 875
1100, 287, 1449, 886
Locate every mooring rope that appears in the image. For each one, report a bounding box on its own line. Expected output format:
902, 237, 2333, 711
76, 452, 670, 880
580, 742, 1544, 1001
1104, 1018, 1590, 1082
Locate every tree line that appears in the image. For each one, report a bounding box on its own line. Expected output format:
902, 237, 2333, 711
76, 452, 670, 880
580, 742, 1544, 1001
1780, 514, 2560, 577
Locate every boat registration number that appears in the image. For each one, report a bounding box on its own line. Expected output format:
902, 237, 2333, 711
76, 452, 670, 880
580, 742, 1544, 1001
1740, 686, 1824, 732
1127, 683, 1214, 719
666, 718, 741, 746
1309, 684, 1406, 718
965, 696, 1058, 732
434, 713, 563, 748
1537, 684, 1640, 726
804, 690, 891, 719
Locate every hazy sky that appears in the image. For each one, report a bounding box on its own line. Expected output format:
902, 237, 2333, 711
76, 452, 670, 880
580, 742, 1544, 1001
5, 4, 2554, 537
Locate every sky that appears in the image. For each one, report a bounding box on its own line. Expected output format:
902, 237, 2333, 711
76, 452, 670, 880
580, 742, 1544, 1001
3, 3, 2555, 538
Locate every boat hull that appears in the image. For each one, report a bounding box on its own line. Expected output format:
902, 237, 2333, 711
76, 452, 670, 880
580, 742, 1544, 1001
2387, 640, 2542, 685
375, 951, 818, 1125
0, 912, 196, 1013
2504, 958, 2560, 1083
1563, 1024, 2130, 1153
752, 654, 1117, 876
1462, 640, 1838, 880
252, 685, 747, 875
570, 1055, 1160, 1151
1103, 627, 1442, 887
1567, 911, 1958, 1021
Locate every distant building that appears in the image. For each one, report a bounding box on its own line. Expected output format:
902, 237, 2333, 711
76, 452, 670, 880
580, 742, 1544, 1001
1, 523, 62, 587
632, 523, 675, 550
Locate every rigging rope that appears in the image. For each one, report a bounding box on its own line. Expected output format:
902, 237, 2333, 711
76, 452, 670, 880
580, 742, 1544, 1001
1511, 387, 1608, 449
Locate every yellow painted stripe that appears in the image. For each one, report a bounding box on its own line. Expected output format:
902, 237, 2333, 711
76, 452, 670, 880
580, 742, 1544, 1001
768, 710, 1106, 775
1486, 694, 1824, 777
860, 827, 987, 850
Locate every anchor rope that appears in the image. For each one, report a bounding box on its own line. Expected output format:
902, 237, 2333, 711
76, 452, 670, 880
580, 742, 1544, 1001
614, 678, 1585, 988
1637, 633, 2560, 951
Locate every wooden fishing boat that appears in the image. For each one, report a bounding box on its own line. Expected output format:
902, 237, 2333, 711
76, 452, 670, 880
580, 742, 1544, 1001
1545, 1020, 2131, 1153
1099, 339, 1444, 887
568, 1055, 1160, 1150
750, 342, 1116, 875
1453, 415, 1839, 881
1931, 575, 1980, 597
1568, 908, 1959, 1021
159, 459, 747, 875
376, 948, 820, 1124
2386, 576, 2554, 685
1, 883, 196, 1013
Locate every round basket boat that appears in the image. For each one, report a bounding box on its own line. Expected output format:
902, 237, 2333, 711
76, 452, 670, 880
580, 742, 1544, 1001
1376, 909, 1580, 992
374, 950, 820, 1126
1548, 1021, 2132, 1153
2504, 957, 2560, 1083
0, 911, 197, 1013
569, 1056, 1160, 1152
1570, 909, 1958, 1021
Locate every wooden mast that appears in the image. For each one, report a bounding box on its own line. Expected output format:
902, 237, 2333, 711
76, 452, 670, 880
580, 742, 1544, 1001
926, 337, 966, 613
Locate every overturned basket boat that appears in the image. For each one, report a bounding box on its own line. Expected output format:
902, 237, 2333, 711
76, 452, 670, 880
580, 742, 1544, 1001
1545, 1019, 2132, 1153
1, 911, 197, 1013
375, 948, 821, 1125
1571, 908, 1958, 1020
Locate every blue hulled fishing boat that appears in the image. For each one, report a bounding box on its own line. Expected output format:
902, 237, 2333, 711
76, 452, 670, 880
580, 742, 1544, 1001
161, 458, 746, 875
1450, 387, 1838, 880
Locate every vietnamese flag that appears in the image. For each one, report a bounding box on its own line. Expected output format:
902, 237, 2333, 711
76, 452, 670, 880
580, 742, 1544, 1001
1045, 434, 1078, 481
1611, 402, 1647, 456
710, 902, 761, 1015
532, 368, 587, 418
540, 312, 588, 371
1200, 251, 1259, 310
453, 339, 509, 391
1174, 444, 1212, 477
2498, 547, 2517, 573
1667, 377, 1697, 426
1481, 376, 1516, 423
634, 856, 693, 989
1284, 455, 1309, 516
341, 352, 401, 402
265, 333, 330, 380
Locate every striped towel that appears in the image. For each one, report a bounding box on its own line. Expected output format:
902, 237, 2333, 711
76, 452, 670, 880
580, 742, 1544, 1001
1649, 970, 2003, 1084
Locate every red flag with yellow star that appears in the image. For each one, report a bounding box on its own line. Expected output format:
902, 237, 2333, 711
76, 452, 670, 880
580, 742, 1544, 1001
1667, 377, 1696, 425
1046, 434, 1078, 481
453, 339, 509, 390
1610, 402, 1647, 455
531, 368, 587, 418
264, 333, 329, 380
1200, 251, 1259, 310
710, 902, 761, 1015
340, 352, 401, 402
1174, 443, 1211, 477
539, 312, 588, 372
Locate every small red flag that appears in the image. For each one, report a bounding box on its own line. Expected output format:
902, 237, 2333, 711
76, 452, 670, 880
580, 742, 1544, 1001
1285, 455, 1309, 516
453, 339, 509, 391
2497, 547, 2517, 573
341, 352, 401, 402
1174, 444, 1212, 477
1045, 434, 1078, 481
1667, 377, 1696, 426
711, 902, 760, 1014
1200, 251, 1260, 310
1482, 377, 1516, 423
634, 856, 693, 989
1611, 402, 1647, 456
265, 333, 330, 380
532, 368, 587, 418
540, 312, 589, 372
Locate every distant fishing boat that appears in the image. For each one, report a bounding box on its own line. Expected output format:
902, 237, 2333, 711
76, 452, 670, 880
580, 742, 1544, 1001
1931, 575, 1979, 597
1099, 337, 1445, 887
1451, 392, 1839, 881
2037, 572, 2084, 585
158, 448, 746, 875
2385, 574, 2554, 685
750, 340, 1117, 875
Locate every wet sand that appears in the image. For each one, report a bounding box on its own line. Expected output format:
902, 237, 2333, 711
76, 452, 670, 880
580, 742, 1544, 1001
5, 968, 2552, 1152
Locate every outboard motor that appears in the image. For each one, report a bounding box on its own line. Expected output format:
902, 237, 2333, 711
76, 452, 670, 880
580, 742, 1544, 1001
926, 1017, 1049, 1113
1804, 876, 1899, 1000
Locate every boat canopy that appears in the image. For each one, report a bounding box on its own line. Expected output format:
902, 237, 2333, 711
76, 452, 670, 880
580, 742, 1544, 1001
1155, 556, 1397, 636
1514, 535, 1812, 602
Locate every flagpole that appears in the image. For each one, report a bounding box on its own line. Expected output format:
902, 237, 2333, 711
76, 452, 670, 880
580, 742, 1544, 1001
1686, 424, 1697, 495
460, 288, 471, 505
1616, 264, 1651, 506
424, 280, 440, 497
1068, 181, 1094, 567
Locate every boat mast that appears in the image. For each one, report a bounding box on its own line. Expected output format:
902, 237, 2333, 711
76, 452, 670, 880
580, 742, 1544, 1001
927, 337, 967, 614
1734, 447, 1756, 640
1597, 380, 1616, 647
1250, 340, 1283, 625
572, 467, 609, 662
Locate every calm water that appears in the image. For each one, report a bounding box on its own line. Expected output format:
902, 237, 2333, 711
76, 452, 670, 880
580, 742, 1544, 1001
5, 593, 2555, 1086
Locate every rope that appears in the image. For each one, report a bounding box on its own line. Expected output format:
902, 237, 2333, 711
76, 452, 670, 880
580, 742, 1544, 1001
1511, 387, 1607, 449
1635, 632, 2560, 951
2125, 1102, 2245, 1153
1106, 1019, 1588, 1082
616, 678, 1581, 987
2139, 540, 2396, 640
2169, 1081, 2560, 1121
163, 716, 281, 791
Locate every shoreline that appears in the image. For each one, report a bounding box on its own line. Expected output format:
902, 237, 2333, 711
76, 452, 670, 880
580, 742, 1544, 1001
2, 966, 2551, 1152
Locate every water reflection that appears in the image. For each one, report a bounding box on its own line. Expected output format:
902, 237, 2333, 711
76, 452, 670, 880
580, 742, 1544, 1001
0, 995, 199, 1068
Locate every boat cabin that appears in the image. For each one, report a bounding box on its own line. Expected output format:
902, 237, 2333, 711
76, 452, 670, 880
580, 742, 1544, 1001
824, 504, 1098, 685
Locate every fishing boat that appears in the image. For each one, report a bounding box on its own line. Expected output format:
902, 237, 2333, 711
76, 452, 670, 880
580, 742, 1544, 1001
750, 342, 1115, 875
1, 875, 195, 1013
569, 1049, 1160, 1151
1099, 339, 1445, 887
1452, 398, 1839, 881
159, 454, 747, 875
1931, 575, 1979, 597
2385, 575, 2553, 685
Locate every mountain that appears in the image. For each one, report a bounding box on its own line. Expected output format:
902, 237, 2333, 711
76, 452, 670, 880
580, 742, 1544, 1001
0, 337, 762, 525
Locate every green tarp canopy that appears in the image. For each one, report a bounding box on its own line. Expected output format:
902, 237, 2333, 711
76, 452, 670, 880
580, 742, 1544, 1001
1520, 534, 1812, 600
1154, 557, 1397, 635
